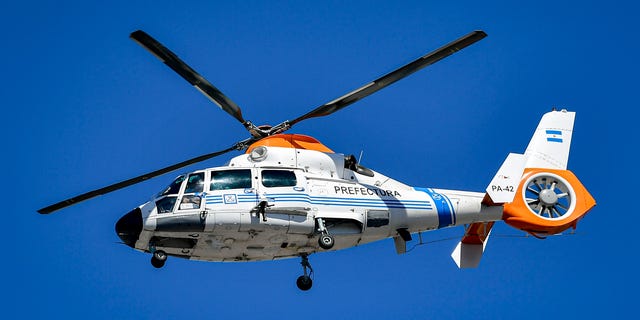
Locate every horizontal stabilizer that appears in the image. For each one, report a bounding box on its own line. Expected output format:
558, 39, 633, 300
452, 222, 494, 268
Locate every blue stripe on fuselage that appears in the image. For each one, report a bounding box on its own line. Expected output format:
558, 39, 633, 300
204, 192, 433, 210
415, 188, 455, 228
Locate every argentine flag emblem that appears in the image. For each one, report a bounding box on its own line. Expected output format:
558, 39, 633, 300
546, 130, 563, 143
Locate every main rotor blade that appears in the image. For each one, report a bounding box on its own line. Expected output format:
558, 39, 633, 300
38, 145, 238, 214
130, 30, 246, 124
287, 30, 487, 127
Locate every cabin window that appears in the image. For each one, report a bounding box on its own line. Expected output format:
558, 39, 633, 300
210, 169, 252, 191
156, 196, 177, 214
366, 210, 389, 227
184, 172, 204, 193
262, 170, 297, 188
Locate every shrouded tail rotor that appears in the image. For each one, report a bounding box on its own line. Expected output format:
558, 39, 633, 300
503, 169, 595, 235
524, 173, 573, 219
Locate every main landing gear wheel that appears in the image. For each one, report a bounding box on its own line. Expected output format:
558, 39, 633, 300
296, 254, 314, 291
316, 218, 334, 250
151, 250, 167, 268
318, 234, 335, 250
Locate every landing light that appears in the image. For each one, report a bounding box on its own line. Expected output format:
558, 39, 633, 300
249, 146, 268, 162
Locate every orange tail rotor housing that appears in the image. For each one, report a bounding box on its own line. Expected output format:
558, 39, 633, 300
503, 168, 596, 235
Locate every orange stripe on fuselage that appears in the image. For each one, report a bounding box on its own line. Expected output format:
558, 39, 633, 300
246, 134, 334, 153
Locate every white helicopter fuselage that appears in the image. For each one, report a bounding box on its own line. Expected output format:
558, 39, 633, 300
129, 137, 502, 262
41, 30, 595, 291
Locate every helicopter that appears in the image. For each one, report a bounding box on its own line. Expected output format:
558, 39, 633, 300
38, 30, 596, 291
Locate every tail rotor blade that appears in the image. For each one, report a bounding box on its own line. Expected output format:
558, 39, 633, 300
287, 30, 487, 127
130, 30, 246, 124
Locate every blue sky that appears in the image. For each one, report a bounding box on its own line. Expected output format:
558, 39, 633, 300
2, 1, 632, 318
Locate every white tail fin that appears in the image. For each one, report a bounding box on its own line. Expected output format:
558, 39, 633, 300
524, 109, 575, 170
485, 153, 526, 204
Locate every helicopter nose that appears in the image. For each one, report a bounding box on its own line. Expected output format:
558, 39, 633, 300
115, 207, 143, 248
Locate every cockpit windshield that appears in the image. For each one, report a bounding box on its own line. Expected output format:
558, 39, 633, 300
157, 175, 186, 198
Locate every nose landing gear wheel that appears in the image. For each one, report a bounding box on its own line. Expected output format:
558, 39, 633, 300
296, 254, 314, 291
296, 275, 313, 291
151, 250, 167, 268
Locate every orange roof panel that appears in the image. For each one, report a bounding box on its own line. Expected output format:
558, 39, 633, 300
246, 134, 334, 153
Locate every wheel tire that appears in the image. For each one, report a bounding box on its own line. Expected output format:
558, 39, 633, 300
153, 250, 168, 262
151, 256, 165, 268
296, 275, 313, 291
318, 234, 335, 250
151, 250, 167, 268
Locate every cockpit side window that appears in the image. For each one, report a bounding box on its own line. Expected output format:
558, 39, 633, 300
262, 170, 297, 188
158, 175, 186, 197
185, 172, 204, 193
210, 169, 252, 191
156, 196, 177, 214
179, 172, 205, 211
155, 175, 186, 214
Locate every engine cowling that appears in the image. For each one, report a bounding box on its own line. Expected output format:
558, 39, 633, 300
502, 168, 596, 235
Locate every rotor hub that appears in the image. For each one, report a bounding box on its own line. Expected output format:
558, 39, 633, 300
538, 189, 558, 206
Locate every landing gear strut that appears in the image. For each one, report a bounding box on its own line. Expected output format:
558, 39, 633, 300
316, 218, 335, 250
151, 250, 167, 268
296, 254, 313, 291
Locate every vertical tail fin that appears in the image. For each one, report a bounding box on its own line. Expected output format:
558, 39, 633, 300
524, 109, 575, 170
451, 109, 595, 268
